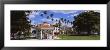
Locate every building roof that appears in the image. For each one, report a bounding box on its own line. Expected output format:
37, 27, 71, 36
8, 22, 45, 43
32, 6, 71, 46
37, 22, 54, 30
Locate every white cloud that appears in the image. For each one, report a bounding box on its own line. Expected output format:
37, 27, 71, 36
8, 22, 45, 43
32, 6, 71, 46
70, 15, 74, 17
52, 10, 79, 14
52, 22, 58, 25
68, 16, 70, 17
69, 13, 79, 17
25, 12, 29, 15
67, 23, 73, 27
27, 14, 35, 19
52, 20, 73, 27
52, 18, 60, 24
62, 23, 73, 27
53, 18, 60, 21
73, 13, 79, 16
41, 18, 51, 22
30, 11, 40, 16
27, 11, 40, 19
31, 20, 36, 25
61, 23, 65, 26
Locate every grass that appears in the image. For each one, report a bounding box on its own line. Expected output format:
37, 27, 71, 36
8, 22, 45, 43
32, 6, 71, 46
57, 34, 100, 40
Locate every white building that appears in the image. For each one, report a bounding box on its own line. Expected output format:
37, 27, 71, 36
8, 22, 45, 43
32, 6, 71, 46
53, 27, 59, 33
30, 22, 61, 40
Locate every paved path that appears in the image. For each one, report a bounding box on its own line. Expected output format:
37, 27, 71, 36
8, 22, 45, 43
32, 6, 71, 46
26, 38, 61, 40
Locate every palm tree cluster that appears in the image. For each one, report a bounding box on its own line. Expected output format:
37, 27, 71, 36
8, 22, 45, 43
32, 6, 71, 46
39, 11, 73, 29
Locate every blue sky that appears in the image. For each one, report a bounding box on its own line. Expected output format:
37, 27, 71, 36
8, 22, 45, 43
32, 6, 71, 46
26, 10, 85, 27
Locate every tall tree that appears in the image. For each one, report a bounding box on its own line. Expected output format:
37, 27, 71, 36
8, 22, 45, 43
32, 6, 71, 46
51, 18, 54, 21
67, 20, 70, 24
43, 11, 47, 14
70, 22, 73, 25
73, 11, 100, 35
40, 14, 43, 17
50, 14, 54, 18
58, 20, 61, 29
60, 18, 64, 22
47, 16, 50, 19
11, 11, 31, 34
56, 19, 58, 22
64, 19, 67, 24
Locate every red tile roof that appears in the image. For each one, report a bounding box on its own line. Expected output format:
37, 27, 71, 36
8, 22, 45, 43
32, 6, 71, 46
37, 22, 54, 29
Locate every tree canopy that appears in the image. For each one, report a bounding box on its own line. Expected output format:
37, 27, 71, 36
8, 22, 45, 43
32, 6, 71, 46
11, 11, 31, 33
73, 11, 100, 35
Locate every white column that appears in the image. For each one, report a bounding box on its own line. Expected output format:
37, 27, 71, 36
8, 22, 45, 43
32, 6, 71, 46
52, 30, 54, 39
41, 30, 42, 39
63, 31, 64, 34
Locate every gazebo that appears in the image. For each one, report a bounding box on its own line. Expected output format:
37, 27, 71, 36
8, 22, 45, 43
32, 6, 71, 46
37, 22, 54, 39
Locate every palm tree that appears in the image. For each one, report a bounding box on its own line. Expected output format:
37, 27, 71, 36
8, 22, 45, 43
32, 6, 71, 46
56, 19, 58, 22
50, 14, 54, 21
58, 20, 62, 34
60, 18, 64, 23
47, 16, 50, 19
67, 20, 70, 24
51, 18, 54, 21
65, 21, 67, 24
70, 21, 73, 25
58, 20, 61, 27
40, 14, 43, 17
50, 14, 54, 18
64, 19, 67, 24
43, 11, 47, 14
64, 19, 66, 22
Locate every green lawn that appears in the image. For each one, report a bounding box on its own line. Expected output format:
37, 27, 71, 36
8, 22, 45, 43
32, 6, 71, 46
57, 35, 100, 40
